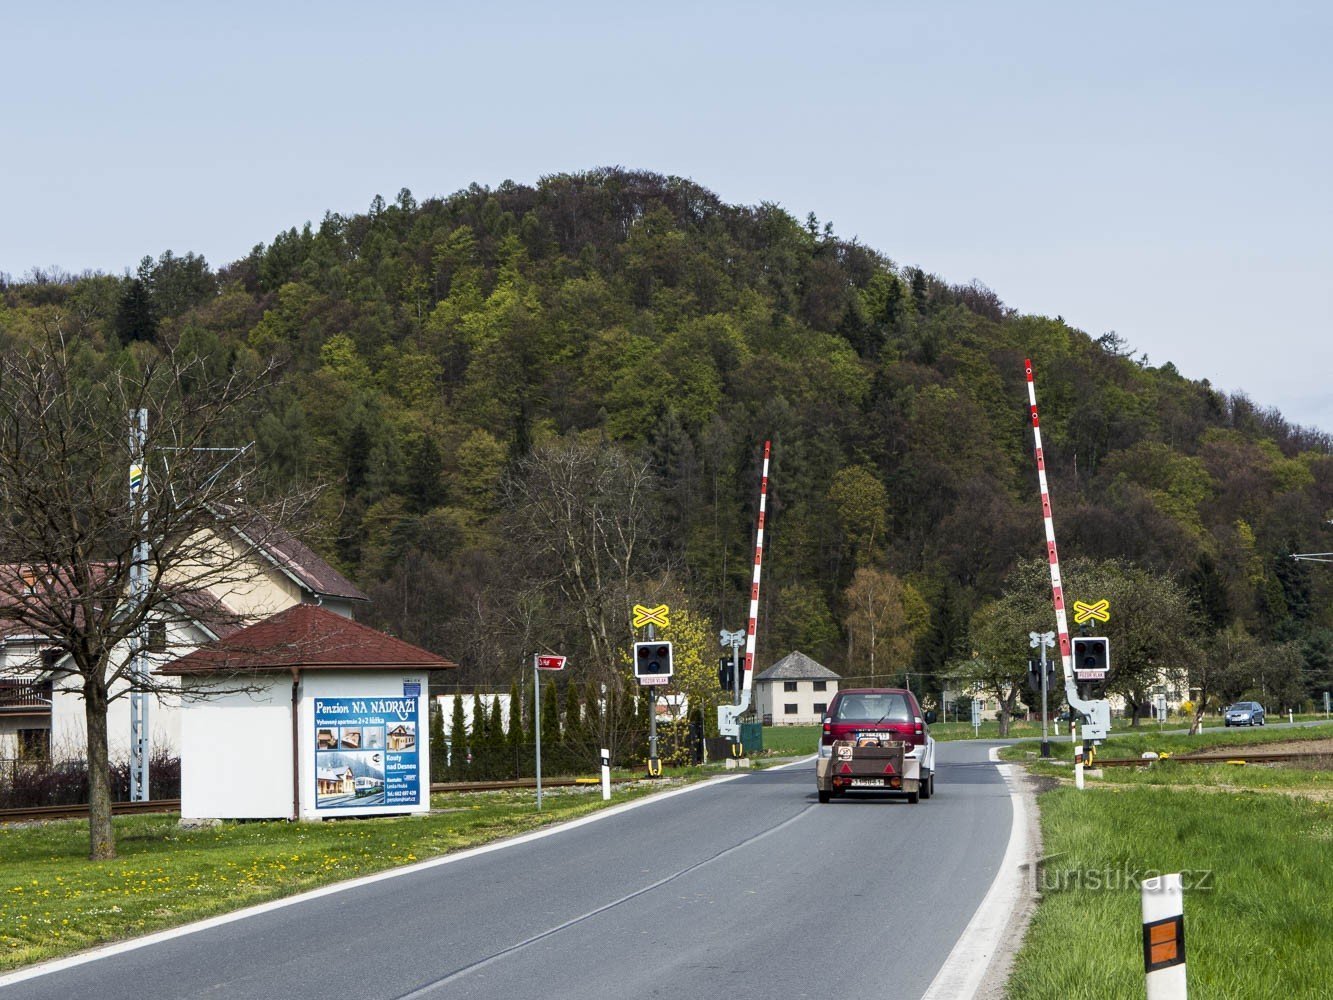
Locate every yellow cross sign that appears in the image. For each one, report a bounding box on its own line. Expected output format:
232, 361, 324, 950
1073, 599, 1111, 624
632, 604, 670, 629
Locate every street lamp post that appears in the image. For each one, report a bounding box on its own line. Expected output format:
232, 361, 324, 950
1030, 630, 1056, 758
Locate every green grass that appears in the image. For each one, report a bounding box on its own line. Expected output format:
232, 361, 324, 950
0, 778, 697, 971
756, 725, 819, 756
1006, 786, 1333, 999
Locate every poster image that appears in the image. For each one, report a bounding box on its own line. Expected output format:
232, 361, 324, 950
314, 697, 420, 809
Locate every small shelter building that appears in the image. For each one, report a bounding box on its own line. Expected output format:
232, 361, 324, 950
162, 604, 456, 821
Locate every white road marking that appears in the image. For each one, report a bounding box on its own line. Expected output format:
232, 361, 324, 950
919, 746, 1030, 1000
0, 768, 781, 989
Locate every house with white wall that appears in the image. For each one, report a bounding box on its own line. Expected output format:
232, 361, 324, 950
0, 519, 368, 764
754, 651, 840, 725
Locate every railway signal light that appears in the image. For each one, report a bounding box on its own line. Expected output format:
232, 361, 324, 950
718, 656, 735, 691
634, 641, 673, 680
1072, 636, 1110, 699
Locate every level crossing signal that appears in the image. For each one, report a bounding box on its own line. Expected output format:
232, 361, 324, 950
634, 641, 673, 680
718, 656, 735, 691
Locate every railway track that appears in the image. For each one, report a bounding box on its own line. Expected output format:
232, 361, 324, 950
0, 776, 601, 824
1093, 749, 1333, 768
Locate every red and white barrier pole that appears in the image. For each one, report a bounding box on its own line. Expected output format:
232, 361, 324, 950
1142, 873, 1187, 999
600, 748, 611, 801
741, 441, 771, 691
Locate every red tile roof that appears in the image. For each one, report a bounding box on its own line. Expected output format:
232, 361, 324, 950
160, 604, 457, 674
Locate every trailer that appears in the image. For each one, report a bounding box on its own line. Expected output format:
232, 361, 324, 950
816, 735, 923, 804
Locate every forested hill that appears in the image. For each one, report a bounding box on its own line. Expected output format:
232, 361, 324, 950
3, 168, 1332, 705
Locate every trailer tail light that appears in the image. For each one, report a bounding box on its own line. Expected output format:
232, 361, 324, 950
889, 776, 902, 789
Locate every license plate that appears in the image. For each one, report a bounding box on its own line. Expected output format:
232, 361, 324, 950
850, 778, 884, 787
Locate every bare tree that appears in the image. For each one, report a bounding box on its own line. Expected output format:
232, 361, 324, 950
0, 330, 315, 859
503, 435, 660, 680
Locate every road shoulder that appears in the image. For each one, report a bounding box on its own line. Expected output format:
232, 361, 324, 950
920, 745, 1041, 1000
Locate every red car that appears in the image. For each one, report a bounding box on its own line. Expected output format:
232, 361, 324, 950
816, 688, 937, 803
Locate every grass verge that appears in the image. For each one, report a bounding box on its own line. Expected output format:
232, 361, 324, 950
1006, 786, 1333, 999
0, 775, 703, 972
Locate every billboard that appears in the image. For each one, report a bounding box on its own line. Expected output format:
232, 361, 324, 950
314, 697, 420, 810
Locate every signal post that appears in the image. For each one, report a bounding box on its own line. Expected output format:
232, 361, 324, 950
632, 603, 673, 777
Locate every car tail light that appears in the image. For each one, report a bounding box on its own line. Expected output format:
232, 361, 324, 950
821, 719, 832, 745
914, 717, 924, 738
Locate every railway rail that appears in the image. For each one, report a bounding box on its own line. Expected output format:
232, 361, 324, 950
0, 776, 601, 824
1092, 749, 1333, 768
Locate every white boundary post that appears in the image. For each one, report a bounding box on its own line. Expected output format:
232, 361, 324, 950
1074, 740, 1085, 790
1142, 873, 1187, 999
600, 748, 610, 801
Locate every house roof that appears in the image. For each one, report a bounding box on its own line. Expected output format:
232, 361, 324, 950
160, 604, 457, 675
225, 514, 369, 604
755, 650, 840, 682
317, 767, 353, 781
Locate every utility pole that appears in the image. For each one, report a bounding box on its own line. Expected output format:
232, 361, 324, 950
128, 410, 150, 802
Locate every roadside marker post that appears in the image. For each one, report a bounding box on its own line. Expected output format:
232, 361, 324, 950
1074, 741, 1085, 791
600, 748, 611, 801
533, 653, 567, 811
1142, 873, 1187, 999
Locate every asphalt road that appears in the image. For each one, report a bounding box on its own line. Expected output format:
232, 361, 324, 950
6, 742, 1013, 1000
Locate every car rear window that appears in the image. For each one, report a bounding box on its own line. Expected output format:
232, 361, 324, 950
833, 693, 911, 722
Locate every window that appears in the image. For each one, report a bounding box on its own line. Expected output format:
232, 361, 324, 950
148, 622, 167, 653
813, 702, 827, 715
783, 703, 799, 715
834, 692, 910, 722
783, 681, 798, 692
17, 729, 49, 761
813, 681, 827, 692
39, 649, 60, 670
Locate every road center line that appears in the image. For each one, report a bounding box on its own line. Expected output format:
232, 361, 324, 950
391, 803, 817, 999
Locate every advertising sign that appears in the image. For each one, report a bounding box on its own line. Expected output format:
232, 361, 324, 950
314, 697, 420, 810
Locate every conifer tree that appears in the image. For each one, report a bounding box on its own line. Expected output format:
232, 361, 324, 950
471, 693, 487, 776
507, 681, 525, 777
429, 700, 447, 782
449, 695, 468, 780
487, 696, 505, 779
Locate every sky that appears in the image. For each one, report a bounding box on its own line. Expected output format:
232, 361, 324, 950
4, 1, 1330, 431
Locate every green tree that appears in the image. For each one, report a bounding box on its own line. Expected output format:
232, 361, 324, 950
449, 695, 468, 779
842, 567, 929, 684
507, 682, 525, 777
827, 465, 887, 567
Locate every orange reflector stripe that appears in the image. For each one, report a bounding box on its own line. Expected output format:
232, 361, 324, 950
1150, 942, 1178, 964
1142, 915, 1185, 972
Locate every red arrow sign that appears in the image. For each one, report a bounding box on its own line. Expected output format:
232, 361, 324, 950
535, 654, 567, 671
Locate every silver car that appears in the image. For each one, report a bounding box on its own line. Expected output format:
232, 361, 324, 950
1224, 701, 1265, 727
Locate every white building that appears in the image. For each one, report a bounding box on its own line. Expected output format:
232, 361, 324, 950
754, 651, 840, 725
0, 519, 368, 764
163, 603, 455, 820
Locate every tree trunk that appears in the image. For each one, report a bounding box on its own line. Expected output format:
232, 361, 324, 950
84, 681, 116, 860
1190, 707, 1206, 736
